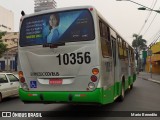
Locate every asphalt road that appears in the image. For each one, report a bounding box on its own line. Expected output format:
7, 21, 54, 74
0, 77, 160, 119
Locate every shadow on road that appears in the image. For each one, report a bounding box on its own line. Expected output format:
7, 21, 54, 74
42, 88, 134, 117
0, 96, 19, 103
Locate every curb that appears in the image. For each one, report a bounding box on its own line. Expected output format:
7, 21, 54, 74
138, 76, 160, 84
148, 78, 160, 84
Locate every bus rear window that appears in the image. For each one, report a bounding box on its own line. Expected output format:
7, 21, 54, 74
19, 9, 95, 47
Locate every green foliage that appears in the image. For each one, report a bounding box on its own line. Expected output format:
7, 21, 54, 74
132, 34, 147, 50
0, 32, 8, 58
132, 34, 147, 73
0, 43, 7, 58
0, 32, 6, 39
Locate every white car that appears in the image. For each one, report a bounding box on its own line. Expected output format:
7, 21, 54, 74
0, 73, 20, 102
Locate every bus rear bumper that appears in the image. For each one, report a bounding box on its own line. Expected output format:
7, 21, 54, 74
19, 88, 103, 104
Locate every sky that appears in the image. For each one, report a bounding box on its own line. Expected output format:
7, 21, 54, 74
1, 0, 160, 45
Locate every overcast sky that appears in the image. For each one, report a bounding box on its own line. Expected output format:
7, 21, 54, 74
1, 0, 160, 45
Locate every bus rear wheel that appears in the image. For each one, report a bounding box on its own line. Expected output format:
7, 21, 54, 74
128, 84, 133, 90
130, 84, 133, 89
118, 83, 125, 102
0, 93, 2, 103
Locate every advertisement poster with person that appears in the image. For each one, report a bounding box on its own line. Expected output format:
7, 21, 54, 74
20, 10, 94, 47
46, 13, 60, 43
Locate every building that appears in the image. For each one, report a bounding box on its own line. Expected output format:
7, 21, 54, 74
145, 42, 160, 73
0, 5, 15, 71
0, 32, 19, 71
0, 5, 14, 32
34, 0, 56, 12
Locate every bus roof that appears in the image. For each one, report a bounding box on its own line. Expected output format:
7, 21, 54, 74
22, 6, 95, 19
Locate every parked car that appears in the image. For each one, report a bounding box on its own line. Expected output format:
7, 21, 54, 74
0, 73, 20, 102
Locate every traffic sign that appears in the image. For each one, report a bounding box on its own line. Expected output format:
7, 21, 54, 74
148, 50, 152, 56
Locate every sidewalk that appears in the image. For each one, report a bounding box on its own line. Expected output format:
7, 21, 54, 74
138, 72, 160, 84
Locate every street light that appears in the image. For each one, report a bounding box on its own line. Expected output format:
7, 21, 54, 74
138, 7, 160, 14
117, 0, 157, 13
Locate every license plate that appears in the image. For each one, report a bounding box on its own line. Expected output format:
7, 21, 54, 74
49, 79, 62, 85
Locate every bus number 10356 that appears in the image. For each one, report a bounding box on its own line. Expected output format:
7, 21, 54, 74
56, 52, 91, 65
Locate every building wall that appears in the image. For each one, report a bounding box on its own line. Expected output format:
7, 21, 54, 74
145, 61, 160, 74
0, 32, 18, 71
151, 42, 160, 54
0, 5, 14, 32
145, 42, 160, 74
2, 32, 19, 49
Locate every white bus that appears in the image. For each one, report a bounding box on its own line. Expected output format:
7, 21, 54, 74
18, 6, 136, 105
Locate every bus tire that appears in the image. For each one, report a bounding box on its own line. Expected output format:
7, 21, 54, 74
0, 93, 2, 103
130, 84, 133, 90
118, 82, 125, 102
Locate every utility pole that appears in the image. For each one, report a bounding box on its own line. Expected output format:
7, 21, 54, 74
148, 49, 152, 78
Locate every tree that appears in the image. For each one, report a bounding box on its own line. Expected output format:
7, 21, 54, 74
0, 32, 6, 39
0, 32, 8, 58
132, 34, 147, 51
132, 34, 147, 73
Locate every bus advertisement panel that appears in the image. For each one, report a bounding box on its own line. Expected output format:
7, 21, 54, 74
20, 9, 94, 47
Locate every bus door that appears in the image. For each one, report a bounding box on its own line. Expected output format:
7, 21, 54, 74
111, 36, 117, 97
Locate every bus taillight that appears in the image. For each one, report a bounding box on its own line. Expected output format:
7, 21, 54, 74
89, 8, 93, 11
90, 75, 97, 82
18, 71, 23, 79
18, 71, 26, 83
20, 77, 25, 83
92, 68, 99, 75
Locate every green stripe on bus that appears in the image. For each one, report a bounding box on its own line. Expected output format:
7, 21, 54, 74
19, 88, 104, 104
19, 75, 136, 104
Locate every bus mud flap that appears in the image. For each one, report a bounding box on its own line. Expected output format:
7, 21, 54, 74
39, 94, 44, 101
68, 94, 73, 102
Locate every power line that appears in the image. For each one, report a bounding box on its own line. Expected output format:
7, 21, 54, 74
148, 28, 160, 46
143, 12, 158, 36
138, 0, 157, 35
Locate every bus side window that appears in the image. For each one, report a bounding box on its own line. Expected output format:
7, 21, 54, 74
99, 20, 107, 57
106, 26, 112, 56
99, 21, 103, 37
117, 37, 119, 57
130, 48, 134, 63
132, 49, 135, 62
123, 41, 127, 58
126, 43, 129, 60
111, 36, 116, 66
107, 27, 110, 41
118, 37, 124, 59
117, 37, 120, 47
99, 20, 112, 57
129, 47, 132, 62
